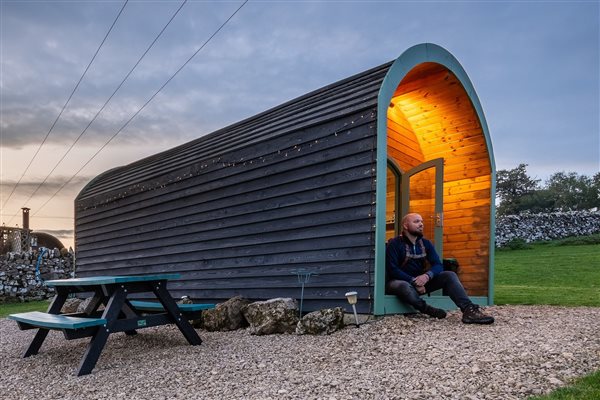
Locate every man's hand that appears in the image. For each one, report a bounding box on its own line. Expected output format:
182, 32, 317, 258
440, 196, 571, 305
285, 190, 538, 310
415, 285, 426, 294
413, 274, 430, 287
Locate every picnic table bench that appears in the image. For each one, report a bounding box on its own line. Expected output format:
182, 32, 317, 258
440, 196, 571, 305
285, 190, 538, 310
10, 311, 107, 330
8, 274, 207, 376
129, 300, 215, 319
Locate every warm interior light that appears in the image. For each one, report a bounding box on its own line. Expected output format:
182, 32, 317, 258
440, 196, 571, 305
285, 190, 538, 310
385, 63, 492, 297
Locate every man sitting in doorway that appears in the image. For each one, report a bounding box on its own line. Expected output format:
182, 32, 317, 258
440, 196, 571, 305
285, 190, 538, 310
386, 212, 494, 324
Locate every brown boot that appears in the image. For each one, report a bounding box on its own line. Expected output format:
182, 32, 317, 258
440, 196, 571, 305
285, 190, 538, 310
462, 304, 494, 324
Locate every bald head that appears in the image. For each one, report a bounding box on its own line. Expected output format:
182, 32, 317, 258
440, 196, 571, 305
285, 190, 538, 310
401, 213, 424, 239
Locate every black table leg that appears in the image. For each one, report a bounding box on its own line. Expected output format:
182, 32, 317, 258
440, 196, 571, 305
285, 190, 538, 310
76, 286, 126, 376
77, 326, 110, 376
23, 329, 50, 357
23, 291, 68, 357
122, 300, 138, 336
153, 281, 202, 346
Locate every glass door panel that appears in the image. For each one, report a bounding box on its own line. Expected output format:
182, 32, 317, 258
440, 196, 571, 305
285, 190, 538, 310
401, 158, 444, 254
408, 167, 436, 241
386, 164, 399, 241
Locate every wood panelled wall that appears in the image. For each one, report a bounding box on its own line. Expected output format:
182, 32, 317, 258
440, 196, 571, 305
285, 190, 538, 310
75, 63, 392, 313
387, 63, 491, 296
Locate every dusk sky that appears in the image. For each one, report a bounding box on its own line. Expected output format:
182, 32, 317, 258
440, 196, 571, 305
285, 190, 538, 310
1, 0, 599, 249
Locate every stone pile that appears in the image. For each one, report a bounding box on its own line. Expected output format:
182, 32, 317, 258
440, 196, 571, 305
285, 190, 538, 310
0, 248, 74, 302
495, 210, 600, 247
200, 296, 346, 335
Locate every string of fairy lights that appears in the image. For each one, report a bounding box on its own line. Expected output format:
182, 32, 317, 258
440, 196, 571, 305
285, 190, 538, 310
83, 111, 378, 207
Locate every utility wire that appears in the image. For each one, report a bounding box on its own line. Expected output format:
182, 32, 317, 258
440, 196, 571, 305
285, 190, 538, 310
10, 0, 188, 224
1, 0, 129, 211
33, 0, 249, 217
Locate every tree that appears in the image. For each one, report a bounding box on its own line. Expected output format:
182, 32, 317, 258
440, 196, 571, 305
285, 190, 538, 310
516, 189, 556, 213
545, 171, 600, 210
495, 165, 600, 215
496, 164, 541, 215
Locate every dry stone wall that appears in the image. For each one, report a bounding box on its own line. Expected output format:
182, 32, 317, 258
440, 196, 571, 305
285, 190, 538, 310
495, 210, 600, 247
0, 248, 74, 302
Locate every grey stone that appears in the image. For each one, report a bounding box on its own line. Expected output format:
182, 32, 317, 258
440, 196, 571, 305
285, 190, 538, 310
77, 296, 104, 313
0, 250, 74, 302
201, 295, 251, 332
60, 298, 82, 313
296, 307, 345, 335
496, 210, 600, 247
243, 297, 299, 335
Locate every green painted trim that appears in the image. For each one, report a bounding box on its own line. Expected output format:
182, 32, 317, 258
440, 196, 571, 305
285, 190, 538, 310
489, 170, 497, 305
374, 43, 495, 315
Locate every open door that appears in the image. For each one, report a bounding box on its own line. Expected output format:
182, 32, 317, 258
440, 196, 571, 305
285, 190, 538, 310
401, 158, 444, 255
382, 157, 449, 314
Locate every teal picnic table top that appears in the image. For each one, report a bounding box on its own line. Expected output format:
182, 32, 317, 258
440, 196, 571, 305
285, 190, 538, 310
45, 273, 180, 286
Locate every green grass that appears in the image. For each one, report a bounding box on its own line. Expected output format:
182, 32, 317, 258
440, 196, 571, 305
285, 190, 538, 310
0, 300, 49, 318
528, 370, 600, 400
494, 243, 600, 306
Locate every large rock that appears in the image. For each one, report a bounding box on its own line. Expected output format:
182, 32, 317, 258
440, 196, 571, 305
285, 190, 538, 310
60, 297, 82, 313
77, 296, 104, 313
296, 307, 345, 335
243, 298, 299, 335
201, 296, 250, 332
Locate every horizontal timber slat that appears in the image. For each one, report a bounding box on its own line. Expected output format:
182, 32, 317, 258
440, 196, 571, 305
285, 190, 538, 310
77, 117, 375, 217
77, 155, 374, 235
77, 191, 373, 248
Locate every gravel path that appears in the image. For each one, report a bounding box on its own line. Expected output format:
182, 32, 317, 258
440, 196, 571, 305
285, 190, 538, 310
1, 305, 599, 400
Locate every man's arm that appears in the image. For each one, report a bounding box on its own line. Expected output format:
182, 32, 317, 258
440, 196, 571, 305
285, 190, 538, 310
423, 239, 444, 278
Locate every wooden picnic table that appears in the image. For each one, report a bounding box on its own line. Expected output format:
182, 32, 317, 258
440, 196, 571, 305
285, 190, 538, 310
8, 274, 204, 376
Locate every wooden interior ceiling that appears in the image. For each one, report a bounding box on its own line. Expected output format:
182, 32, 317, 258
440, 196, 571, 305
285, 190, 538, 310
386, 62, 492, 296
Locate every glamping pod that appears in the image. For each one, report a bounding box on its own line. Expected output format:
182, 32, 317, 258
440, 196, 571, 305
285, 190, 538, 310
75, 43, 495, 314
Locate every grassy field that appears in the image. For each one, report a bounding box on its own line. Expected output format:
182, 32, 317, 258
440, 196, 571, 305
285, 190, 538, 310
0, 299, 50, 318
495, 242, 600, 306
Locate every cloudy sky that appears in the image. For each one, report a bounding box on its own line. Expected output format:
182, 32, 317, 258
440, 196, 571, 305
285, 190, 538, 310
1, 0, 598, 249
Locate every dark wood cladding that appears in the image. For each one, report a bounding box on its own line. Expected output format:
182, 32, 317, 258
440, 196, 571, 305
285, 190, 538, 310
75, 62, 393, 313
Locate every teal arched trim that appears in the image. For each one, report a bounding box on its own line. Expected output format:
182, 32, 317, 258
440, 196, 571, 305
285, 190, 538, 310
373, 43, 496, 315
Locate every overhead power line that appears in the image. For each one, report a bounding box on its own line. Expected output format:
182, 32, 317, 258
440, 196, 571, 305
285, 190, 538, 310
1, 0, 129, 211
33, 0, 249, 217
10, 0, 189, 224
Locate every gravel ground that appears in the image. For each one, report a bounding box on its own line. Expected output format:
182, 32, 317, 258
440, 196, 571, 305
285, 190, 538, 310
1, 305, 599, 400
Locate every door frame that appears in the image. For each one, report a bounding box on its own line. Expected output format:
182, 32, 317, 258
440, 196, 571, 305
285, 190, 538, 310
378, 157, 449, 315
373, 43, 495, 315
